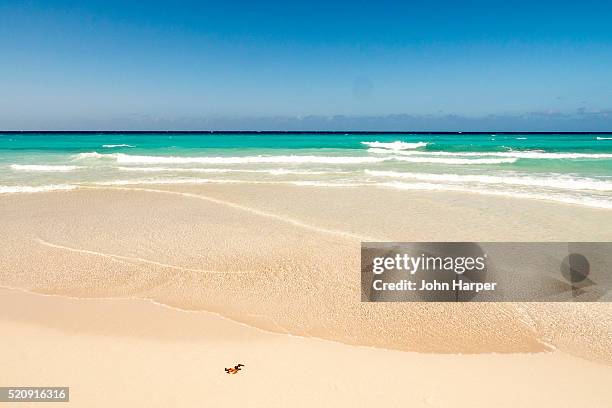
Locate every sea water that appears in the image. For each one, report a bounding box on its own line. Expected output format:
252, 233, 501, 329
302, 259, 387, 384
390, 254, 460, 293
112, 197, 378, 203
1, 132, 611, 209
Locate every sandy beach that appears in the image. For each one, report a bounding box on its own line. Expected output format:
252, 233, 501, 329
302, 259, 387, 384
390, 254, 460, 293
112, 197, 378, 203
1, 183, 612, 406
2, 287, 612, 408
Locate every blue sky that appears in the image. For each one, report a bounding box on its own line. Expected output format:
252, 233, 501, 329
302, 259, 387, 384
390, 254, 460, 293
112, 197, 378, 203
1, 0, 611, 130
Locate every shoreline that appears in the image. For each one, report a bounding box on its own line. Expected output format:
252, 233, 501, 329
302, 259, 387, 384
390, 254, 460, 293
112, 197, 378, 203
2, 286, 611, 407
1, 183, 611, 364
0, 283, 555, 355
2, 178, 612, 210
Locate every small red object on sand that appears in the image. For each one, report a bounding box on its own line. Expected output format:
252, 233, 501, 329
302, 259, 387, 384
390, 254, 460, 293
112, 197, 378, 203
225, 364, 245, 374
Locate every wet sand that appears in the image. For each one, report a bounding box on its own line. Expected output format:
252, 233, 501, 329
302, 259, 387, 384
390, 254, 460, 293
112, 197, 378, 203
0, 183, 611, 406
1, 287, 611, 408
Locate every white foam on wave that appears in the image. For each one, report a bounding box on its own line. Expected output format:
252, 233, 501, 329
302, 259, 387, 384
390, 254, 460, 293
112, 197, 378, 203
77, 151, 517, 166
117, 166, 332, 175
597, 137, 612, 140
86, 152, 518, 166
118, 167, 233, 173
516, 137, 527, 140
368, 147, 612, 159
361, 141, 428, 150
102, 144, 134, 148
94, 178, 362, 189
0, 184, 77, 194
380, 181, 612, 209
93, 178, 245, 186
394, 156, 517, 165
365, 170, 612, 192
10, 164, 82, 172
73, 152, 107, 160
109, 153, 386, 165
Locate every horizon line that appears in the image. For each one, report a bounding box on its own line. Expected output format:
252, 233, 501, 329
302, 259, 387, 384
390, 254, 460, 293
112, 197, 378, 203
2, 130, 612, 134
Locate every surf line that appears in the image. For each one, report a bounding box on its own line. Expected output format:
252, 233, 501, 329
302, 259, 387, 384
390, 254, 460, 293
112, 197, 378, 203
36, 238, 251, 275
80, 185, 379, 241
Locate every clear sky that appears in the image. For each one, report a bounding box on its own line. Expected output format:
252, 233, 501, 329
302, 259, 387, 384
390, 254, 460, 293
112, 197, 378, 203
1, 0, 611, 130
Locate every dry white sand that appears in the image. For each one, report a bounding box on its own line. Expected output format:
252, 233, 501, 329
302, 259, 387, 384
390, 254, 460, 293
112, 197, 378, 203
2, 287, 611, 408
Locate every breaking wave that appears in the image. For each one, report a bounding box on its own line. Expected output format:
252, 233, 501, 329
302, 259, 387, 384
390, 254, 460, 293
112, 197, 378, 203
361, 141, 428, 150
393, 157, 516, 165
75, 152, 386, 165
73, 152, 107, 160
365, 170, 612, 192
10, 164, 82, 172
117, 166, 332, 175
368, 148, 612, 159
74, 152, 513, 166
380, 181, 612, 209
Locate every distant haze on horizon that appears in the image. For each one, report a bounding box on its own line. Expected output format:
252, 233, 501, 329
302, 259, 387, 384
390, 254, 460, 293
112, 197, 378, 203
1, 0, 611, 131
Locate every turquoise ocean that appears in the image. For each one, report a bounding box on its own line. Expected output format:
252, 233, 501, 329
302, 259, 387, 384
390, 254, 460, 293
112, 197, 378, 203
1, 132, 612, 209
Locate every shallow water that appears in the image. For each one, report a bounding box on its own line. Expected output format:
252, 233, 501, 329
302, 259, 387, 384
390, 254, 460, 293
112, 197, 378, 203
1, 132, 611, 208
